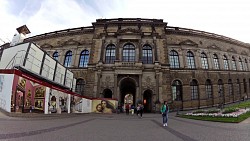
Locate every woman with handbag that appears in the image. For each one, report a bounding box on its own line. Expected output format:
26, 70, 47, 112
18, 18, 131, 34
160, 101, 169, 126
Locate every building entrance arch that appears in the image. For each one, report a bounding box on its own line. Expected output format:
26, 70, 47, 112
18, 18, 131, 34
143, 89, 153, 113
119, 77, 136, 106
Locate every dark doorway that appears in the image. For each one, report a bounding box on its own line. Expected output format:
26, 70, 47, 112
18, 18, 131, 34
13, 87, 25, 113
120, 78, 136, 106
143, 89, 152, 113
103, 89, 113, 98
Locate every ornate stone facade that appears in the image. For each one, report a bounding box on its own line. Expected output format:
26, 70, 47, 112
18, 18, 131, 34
23, 18, 250, 111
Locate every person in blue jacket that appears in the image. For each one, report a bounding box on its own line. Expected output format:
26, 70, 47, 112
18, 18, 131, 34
160, 101, 169, 127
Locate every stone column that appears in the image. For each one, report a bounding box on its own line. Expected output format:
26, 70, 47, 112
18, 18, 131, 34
72, 48, 78, 67
99, 38, 105, 62
97, 71, 102, 97
182, 49, 187, 68
136, 47, 140, 62
218, 53, 223, 70
153, 37, 158, 62
116, 40, 120, 61
114, 74, 118, 98
138, 41, 142, 62
136, 87, 140, 101
155, 72, 160, 101
117, 86, 120, 102
139, 74, 142, 99
195, 51, 201, 69
59, 50, 65, 65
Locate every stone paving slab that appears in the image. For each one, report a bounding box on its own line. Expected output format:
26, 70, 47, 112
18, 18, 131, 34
0, 111, 249, 141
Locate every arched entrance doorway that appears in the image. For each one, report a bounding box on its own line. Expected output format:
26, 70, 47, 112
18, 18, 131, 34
119, 78, 136, 106
143, 89, 153, 113
103, 89, 112, 98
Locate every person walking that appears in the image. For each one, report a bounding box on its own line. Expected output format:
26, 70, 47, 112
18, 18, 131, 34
131, 105, 135, 115
136, 104, 140, 116
125, 103, 130, 115
136, 104, 143, 118
161, 101, 169, 127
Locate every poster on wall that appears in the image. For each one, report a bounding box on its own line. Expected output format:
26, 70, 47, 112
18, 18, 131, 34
71, 95, 83, 113
92, 99, 117, 113
0, 74, 14, 112
34, 86, 45, 110
11, 75, 46, 113
0, 75, 4, 92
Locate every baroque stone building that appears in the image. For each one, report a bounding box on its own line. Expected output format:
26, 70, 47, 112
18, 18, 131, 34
23, 18, 250, 112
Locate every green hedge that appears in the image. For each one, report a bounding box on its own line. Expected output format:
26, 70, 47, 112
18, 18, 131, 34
179, 111, 250, 123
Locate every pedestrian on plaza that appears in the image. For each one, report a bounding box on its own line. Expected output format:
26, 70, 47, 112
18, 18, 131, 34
136, 104, 140, 116
131, 105, 135, 115
136, 104, 143, 118
161, 101, 169, 127
125, 103, 130, 115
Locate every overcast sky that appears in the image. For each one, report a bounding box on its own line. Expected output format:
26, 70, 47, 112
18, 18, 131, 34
0, 0, 249, 45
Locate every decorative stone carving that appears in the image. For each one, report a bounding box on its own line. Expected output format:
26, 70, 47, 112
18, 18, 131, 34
241, 51, 248, 55
62, 39, 81, 46
227, 48, 237, 53
143, 76, 155, 88
106, 76, 111, 82
118, 28, 141, 34
207, 45, 221, 50
102, 76, 113, 88
179, 39, 198, 47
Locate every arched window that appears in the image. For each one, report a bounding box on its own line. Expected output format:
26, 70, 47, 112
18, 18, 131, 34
244, 59, 248, 71
105, 44, 116, 63
123, 43, 135, 62
218, 79, 224, 97
79, 50, 89, 67
201, 52, 209, 69
187, 51, 196, 69
75, 79, 85, 95
228, 79, 233, 96
53, 52, 59, 60
103, 89, 112, 98
171, 80, 182, 101
223, 55, 229, 70
64, 51, 72, 67
142, 45, 153, 64
239, 58, 244, 71
190, 79, 198, 100
232, 56, 237, 70
169, 50, 180, 68
205, 79, 212, 99
213, 54, 220, 69
243, 79, 247, 93
236, 79, 241, 96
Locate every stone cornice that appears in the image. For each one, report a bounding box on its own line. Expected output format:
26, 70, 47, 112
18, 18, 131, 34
166, 26, 250, 48
24, 26, 94, 42
93, 18, 167, 27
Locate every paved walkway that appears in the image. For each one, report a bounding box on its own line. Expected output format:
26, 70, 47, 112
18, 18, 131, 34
0, 111, 249, 141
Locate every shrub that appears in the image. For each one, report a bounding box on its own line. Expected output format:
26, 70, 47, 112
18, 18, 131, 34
222, 108, 239, 114
193, 110, 206, 114
207, 109, 220, 113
